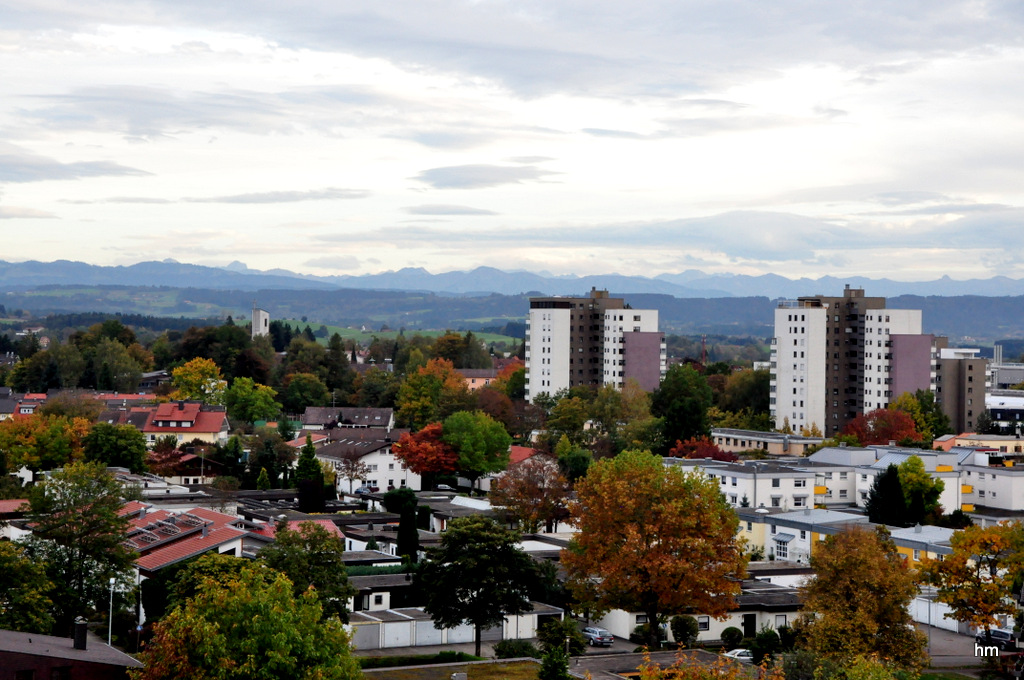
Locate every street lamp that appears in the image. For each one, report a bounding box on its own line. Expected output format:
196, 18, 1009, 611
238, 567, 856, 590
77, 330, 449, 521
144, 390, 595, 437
108, 577, 116, 646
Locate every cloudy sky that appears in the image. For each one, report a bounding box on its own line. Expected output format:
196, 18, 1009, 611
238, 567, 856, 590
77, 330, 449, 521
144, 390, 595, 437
2, 1, 1023, 281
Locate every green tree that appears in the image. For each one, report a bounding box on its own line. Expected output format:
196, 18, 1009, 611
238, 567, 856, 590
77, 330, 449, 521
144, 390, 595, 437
442, 410, 512, 488
83, 422, 148, 473
554, 435, 592, 483
563, 449, 746, 649
258, 520, 356, 622
382, 487, 420, 563
224, 377, 280, 423
915, 389, 952, 440
651, 364, 713, 453
132, 564, 361, 680
294, 436, 325, 513
538, 646, 571, 680
864, 465, 907, 526
799, 526, 926, 672
417, 516, 536, 657
548, 396, 591, 446
897, 455, 944, 523
281, 372, 330, 414
0, 541, 55, 634
352, 367, 400, 407
24, 461, 135, 633
171, 357, 227, 404
256, 467, 271, 490
537, 617, 587, 656
91, 337, 143, 392
719, 369, 771, 414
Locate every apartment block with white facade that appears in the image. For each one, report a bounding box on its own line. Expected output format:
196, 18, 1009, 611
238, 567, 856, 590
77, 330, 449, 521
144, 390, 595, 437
771, 286, 934, 436
770, 300, 829, 434
525, 289, 665, 402
862, 309, 923, 412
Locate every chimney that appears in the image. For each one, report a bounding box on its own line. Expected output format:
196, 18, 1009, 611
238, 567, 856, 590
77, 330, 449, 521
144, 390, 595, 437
888, 440, 896, 446
914, 523, 922, 533
202, 522, 209, 538
139, 506, 146, 520
74, 617, 88, 650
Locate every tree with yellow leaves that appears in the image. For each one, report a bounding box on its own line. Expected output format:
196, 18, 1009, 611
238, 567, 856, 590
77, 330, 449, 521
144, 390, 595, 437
171, 357, 227, 404
922, 521, 1024, 645
799, 526, 926, 672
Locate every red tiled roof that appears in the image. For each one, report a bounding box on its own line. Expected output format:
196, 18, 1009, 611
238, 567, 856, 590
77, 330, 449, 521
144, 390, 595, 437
509, 446, 539, 465
117, 500, 152, 518
143, 410, 227, 434
154, 402, 201, 421
250, 519, 344, 540
185, 507, 243, 529
0, 499, 28, 514
135, 526, 246, 572
127, 509, 172, 529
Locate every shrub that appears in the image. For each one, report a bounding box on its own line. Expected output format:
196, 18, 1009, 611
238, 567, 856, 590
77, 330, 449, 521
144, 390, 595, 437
494, 639, 540, 659
630, 623, 667, 645
670, 615, 699, 647
537, 618, 587, 656
751, 626, 781, 664
721, 627, 744, 650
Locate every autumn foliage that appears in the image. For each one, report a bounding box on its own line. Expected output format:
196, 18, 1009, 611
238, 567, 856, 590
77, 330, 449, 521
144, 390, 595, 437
842, 408, 922, 446
799, 526, 927, 671
490, 455, 569, 533
393, 423, 459, 475
922, 521, 1024, 634
668, 436, 738, 462
563, 449, 746, 649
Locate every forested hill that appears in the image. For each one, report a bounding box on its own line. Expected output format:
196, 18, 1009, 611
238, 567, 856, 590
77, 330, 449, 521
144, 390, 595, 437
4, 285, 1024, 342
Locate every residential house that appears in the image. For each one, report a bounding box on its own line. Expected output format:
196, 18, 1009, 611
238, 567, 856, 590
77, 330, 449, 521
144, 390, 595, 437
0, 622, 142, 680
593, 580, 803, 643
455, 368, 499, 391
316, 427, 417, 492
139, 401, 230, 447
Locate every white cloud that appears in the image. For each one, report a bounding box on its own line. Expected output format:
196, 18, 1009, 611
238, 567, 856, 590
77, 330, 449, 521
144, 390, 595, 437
0, 2, 1023, 281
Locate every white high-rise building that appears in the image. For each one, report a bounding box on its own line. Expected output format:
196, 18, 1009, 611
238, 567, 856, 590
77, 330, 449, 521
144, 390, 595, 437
862, 309, 922, 412
770, 287, 923, 435
525, 289, 665, 402
771, 302, 829, 435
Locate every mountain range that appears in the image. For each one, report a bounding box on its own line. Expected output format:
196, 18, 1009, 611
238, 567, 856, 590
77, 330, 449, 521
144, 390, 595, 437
3, 259, 1024, 299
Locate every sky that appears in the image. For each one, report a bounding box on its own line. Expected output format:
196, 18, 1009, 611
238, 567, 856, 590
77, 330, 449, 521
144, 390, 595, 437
2, 1, 1024, 281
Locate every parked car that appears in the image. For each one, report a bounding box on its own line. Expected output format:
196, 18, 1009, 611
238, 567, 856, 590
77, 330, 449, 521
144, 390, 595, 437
581, 626, 615, 646
722, 648, 754, 663
976, 629, 1016, 651
434, 484, 455, 491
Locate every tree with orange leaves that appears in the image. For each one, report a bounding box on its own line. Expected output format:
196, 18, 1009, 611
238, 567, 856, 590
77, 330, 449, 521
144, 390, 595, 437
842, 408, 922, 446
922, 521, 1024, 645
393, 423, 459, 489
395, 358, 473, 430
0, 414, 91, 477
563, 449, 746, 649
